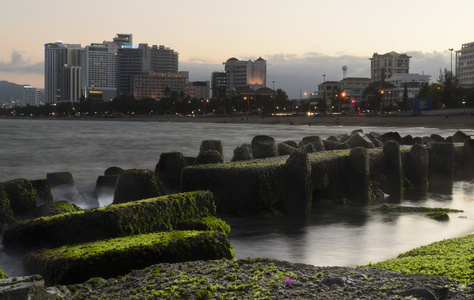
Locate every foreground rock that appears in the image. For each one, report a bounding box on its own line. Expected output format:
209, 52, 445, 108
60, 258, 472, 299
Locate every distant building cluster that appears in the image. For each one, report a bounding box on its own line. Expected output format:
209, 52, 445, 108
12, 36, 474, 108
43, 33, 210, 104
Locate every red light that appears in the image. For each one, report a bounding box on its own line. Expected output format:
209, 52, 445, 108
351, 100, 355, 104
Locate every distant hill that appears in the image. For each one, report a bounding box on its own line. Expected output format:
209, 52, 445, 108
0, 81, 26, 104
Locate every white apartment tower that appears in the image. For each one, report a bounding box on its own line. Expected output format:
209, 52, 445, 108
455, 41, 474, 87
23, 86, 41, 106
224, 57, 267, 93
370, 52, 411, 82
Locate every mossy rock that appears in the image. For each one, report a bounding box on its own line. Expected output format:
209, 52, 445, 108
231, 143, 253, 162
30, 179, 53, 206
0, 184, 15, 230
200, 140, 224, 160
24, 230, 234, 285
3, 191, 218, 250
2, 178, 37, 216
176, 216, 231, 234
113, 169, 164, 204
155, 152, 187, 189
46, 172, 75, 188
195, 150, 224, 165
29, 201, 83, 219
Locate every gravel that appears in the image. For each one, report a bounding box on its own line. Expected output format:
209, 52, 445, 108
56, 258, 474, 299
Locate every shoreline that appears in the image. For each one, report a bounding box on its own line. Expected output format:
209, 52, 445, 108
2, 114, 474, 130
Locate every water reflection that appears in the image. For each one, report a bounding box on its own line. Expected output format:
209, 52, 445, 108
225, 180, 474, 267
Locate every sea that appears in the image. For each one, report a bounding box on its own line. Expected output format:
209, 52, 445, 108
1, 117, 474, 276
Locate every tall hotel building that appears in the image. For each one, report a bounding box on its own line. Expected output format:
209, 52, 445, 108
44, 42, 83, 103
455, 41, 474, 88
370, 52, 411, 82
224, 57, 267, 93
83, 34, 133, 100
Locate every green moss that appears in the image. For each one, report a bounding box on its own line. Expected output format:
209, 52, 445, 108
359, 234, 474, 284
374, 203, 463, 214
24, 230, 234, 285
3, 190, 219, 249
53, 201, 82, 214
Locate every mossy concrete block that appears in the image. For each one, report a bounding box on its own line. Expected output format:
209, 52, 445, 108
428, 142, 454, 189
277, 142, 297, 156
453, 130, 471, 143
381, 141, 403, 199
24, 231, 234, 285
281, 150, 313, 214
29, 179, 53, 206
401, 135, 415, 145
154, 152, 187, 189
298, 136, 325, 152
0, 184, 15, 231
347, 147, 372, 204
402, 144, 429, 194
430, 134, 446, 143
463, 139, 474, 178
251, 135, 279, 159
104, 166, 124, 176
93, 175, 118, 198
231, 143, 253, 162
200, 140, 224, 160
378, 132, 401, 144
282, 140, 298, 148
30, 201, 83, 219
46, 172, 75, 188
2, 178, 37, 216
195, 150, 224, 165
182, 164, 285, 216
298, 143, 316, 154
454, 145, 465, 180
323, 140, 350, 151
346, 133, 375, 149
3, 191, 216, 249
113, 169, 164, 204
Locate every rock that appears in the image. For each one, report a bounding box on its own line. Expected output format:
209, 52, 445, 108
93, 175, 119, 198
155, 152, 187, 189
200, 140, 224, 160
323, 140, 350, 150
113, 169, 164, 204
351, 129, 363, 136
231, 143, 253, 162
46, 172, 85, 204
251, 135, 279, 159
2, 178, 37, 216
401, 135, 415, 145
195, 150, 224, 165
326, 135, 340, 142
104, 166, 124, 176
402, 287, 438, 300
378, 132, 401, 144
277, 142, 297, 156
298, 143, 316, 154
430, 134, 446, 143
414, 136, 423, 144
367, 132, 380, 139
298, 136, 325, 152
282, 140, 298, 148
370, 138, 384, 148
30, 179, 53, 206
452, 130, 471, 143
0, 275, 55, 300
345, 132, 375, 149
0, 184, 15, 231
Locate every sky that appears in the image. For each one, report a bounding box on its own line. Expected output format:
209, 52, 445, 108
0, 0, 472, 99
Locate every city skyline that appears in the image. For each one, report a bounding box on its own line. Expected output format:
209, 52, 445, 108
1, 0, 471, 99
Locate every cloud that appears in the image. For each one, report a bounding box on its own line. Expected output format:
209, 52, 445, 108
0, 51, 43, 74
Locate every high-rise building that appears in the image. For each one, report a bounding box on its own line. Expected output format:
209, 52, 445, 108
370, 52, 411, 82
224, 57, 266, 93
455, 42, 474, 88
44, 42, 82, 103
23, 86, 41, 106
116, 43, 152, 96
151, 45, 179, 74
211, 72, 226, 99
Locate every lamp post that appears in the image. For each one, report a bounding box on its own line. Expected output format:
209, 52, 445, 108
449, 48, 454, 73
322, 74, 326, 113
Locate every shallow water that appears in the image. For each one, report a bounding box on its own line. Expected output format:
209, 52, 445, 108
0, 118, 473, 276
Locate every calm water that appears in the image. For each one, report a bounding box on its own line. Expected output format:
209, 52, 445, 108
0, 118, 473, 276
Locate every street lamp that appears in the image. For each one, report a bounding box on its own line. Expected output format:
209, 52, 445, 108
322, 74, 326, 113
449, 48, 454, 73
